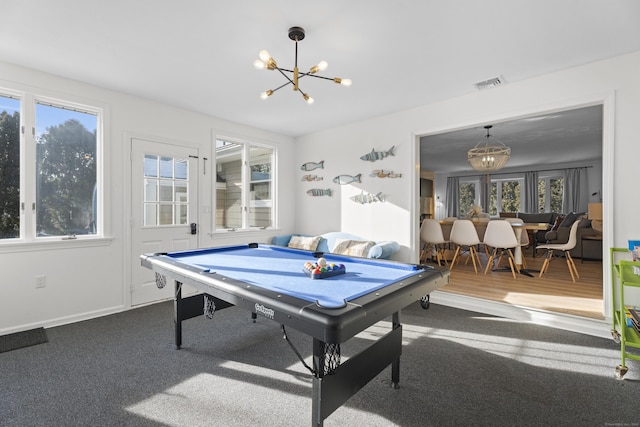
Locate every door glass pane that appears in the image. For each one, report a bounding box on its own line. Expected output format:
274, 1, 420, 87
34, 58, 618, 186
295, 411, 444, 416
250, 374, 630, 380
144, 179, 158, 202
159, 204, 173, 225
159, 180, 173, 202
35, 102, 97, 236
144, 204, 157, 226
0, 95, 21, 239
175, 205, 188, 225
143, 153, 190, 227
144, 155, 158, 177
159, 157, 173, 178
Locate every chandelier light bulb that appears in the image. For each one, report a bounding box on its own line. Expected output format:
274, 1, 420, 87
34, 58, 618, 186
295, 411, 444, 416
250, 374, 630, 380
309, 60, 328, 74
260, 90, 273, 100
340, 78, 352, 87
259, 50, 271, 62
253, 59, 266, 69
303, 94, 314, 104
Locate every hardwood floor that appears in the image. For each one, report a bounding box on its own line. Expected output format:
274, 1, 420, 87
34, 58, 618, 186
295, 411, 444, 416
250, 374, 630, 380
434, 249, 604, 320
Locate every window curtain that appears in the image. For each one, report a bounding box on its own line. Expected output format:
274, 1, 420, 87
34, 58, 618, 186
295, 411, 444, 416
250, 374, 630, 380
523, 171, 538, 213
480, 174, 490, 213
562, 168, 586, 213
445, 176, 459, 218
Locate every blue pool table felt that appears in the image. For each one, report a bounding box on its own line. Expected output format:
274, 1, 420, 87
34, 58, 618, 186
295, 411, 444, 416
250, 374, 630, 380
166, 245, 419, 309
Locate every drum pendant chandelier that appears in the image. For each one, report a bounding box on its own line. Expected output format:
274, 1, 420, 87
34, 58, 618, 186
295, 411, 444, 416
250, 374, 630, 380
467, 125, 511, 172
253, 26, 351, 104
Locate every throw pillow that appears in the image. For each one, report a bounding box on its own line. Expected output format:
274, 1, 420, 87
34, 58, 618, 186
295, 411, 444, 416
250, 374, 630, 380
559, 212, 584, 228
551, 215, 565, 231
288, 235, 321, 251
332, 239, 375, 258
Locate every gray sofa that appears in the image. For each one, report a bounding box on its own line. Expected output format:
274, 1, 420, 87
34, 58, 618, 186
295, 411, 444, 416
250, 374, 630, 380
543, 215, 601, 260
271, 231, 400, 259
513, 211, 601, 260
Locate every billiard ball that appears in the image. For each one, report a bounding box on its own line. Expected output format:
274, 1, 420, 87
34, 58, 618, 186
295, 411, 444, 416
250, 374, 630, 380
317, 257, 327, 267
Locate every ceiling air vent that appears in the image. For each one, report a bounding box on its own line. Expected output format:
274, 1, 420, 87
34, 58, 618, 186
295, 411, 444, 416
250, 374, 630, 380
474, 75, 505, 90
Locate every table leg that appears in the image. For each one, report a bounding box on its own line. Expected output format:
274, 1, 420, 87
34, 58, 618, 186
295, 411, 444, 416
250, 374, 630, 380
391, 312, 401, 388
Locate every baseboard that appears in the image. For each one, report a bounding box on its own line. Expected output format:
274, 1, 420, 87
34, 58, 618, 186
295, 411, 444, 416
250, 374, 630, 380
430, 291, 611, 339
0, 305, 126, 336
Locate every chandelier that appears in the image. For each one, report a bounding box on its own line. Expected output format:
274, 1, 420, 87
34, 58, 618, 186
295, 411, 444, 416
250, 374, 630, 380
467, 125, 511, 172
253, 26, 351, 104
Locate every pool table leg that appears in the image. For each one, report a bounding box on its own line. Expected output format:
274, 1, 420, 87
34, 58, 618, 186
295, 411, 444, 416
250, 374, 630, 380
391, 312, 400, 388
174, 280, 182, 350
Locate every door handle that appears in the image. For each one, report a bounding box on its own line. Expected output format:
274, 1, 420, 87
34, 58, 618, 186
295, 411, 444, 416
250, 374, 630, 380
190, 223, 197, 235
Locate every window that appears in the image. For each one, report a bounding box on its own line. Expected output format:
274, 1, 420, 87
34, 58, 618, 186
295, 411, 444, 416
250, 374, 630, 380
458, 180, 479, 216
0, 95, 20, 239
215, 138, 274, 231
0, 90, 102, 242
538, 176, 563, 213
489, 179, 522, 214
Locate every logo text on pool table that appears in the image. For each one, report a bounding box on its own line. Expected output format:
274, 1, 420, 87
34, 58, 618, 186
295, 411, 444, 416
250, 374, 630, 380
255, 303, 275, 320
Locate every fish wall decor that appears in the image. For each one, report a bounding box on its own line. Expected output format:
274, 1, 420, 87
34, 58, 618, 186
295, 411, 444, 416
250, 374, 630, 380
350, 191, 384, 204
360, 146, 395, 162
300, 160, 324, 171
332, 174, 361, 185
301, 174, 323, 181
307, 188, 332, 197
370, 170, 402, 178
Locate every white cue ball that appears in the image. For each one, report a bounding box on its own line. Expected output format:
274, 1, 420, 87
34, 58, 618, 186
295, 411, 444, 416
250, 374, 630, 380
317, 257, 327, 267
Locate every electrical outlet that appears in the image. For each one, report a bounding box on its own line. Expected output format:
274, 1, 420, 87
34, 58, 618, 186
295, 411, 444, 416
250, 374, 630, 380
35, 275, 46, 288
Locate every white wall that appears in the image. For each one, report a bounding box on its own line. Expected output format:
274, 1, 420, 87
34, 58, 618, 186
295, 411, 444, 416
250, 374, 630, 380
0, 61, 296, 334
3, 50, 639, 335
296, 51, 640, 313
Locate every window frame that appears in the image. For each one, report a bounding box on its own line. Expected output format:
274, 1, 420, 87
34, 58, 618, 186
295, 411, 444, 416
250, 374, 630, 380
213, 135, 276, 233
0, 85, 108, 250
538, 173, 564, 213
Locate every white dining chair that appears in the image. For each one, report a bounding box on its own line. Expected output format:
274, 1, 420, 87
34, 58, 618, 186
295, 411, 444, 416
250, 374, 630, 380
537, 220, 581, 282
420, 219, 449, 266
483, 220, 520, 279
449, 219, 482, 273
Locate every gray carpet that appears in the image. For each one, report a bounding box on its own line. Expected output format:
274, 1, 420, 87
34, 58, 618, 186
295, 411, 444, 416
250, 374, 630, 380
0, 327, 48, 353
0, 301, 638, 427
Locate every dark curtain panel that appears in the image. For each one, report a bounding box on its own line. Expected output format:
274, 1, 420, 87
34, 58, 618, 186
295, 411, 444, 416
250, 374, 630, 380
446, 176, 459, 218
480, 174, 490, 213
524, 171, 539, 213
562, 168, 583, 213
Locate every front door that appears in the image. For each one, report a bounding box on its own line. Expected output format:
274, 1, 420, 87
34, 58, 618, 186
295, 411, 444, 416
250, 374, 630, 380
130, 137, 199, 306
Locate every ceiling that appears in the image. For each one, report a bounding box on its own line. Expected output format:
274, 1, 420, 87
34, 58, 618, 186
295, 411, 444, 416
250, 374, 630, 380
1, 1, 639, 139
419, 105, 604, 174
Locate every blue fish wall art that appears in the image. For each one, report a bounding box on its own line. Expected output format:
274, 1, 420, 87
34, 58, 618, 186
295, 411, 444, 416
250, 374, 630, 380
301, 160, 324, 171
360, 146, 395, 162
332, 174, 362, 185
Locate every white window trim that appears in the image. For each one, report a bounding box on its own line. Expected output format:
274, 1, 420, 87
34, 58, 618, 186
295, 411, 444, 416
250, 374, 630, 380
213, 134, 277, 233
0, 82, 110, 250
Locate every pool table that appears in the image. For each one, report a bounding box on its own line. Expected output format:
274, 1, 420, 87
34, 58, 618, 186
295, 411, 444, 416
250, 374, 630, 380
140, 243, 449, 426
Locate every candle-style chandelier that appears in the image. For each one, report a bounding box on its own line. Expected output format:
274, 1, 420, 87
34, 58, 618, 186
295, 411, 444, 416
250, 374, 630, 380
467, 125, 511, 172
253, 26, 351, 104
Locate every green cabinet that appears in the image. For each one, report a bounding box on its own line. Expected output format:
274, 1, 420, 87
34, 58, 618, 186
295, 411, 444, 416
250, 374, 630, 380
610, 247, 640, 379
